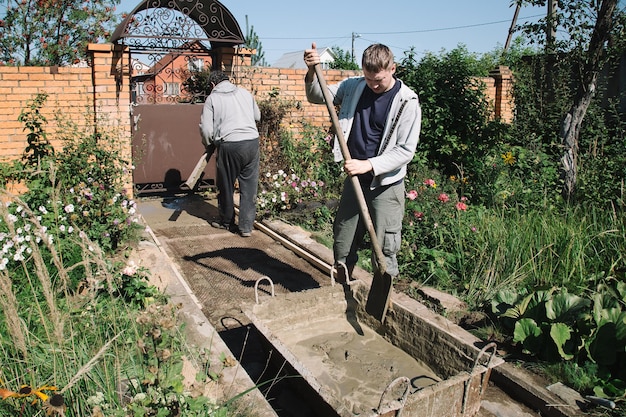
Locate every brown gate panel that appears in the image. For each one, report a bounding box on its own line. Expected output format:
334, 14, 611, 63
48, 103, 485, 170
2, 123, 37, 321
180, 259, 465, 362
132, 104, 216, 194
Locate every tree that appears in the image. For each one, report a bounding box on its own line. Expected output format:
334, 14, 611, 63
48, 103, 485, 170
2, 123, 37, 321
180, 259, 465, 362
329, 46, 360, 70
516, 0, 626, 201
244, 15, 267, 66
0, 0, 119, 66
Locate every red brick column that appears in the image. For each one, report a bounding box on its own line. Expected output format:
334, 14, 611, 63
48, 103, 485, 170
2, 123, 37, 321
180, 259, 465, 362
489, 66, 514, 123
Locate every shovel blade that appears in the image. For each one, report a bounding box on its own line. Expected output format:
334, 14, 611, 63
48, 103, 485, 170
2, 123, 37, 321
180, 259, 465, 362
365, 270, 393, 323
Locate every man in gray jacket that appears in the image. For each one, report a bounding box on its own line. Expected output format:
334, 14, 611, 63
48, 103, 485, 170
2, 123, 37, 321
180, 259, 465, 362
199, 71, 261, 237
303, 43, 421, 281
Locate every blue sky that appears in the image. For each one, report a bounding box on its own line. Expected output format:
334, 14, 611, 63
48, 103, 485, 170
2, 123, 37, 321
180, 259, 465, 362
116, 0, 544, 65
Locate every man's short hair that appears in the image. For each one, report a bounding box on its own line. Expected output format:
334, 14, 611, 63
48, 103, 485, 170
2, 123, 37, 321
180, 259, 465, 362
361, 44, 394, 73
208, 71, 230, 91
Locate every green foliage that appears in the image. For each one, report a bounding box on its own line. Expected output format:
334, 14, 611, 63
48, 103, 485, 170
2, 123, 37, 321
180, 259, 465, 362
18, 93, 55, 164
182, 68, 212, 103
0, 0, 119, 65
257, 169, 328, 218
329, 46, 360, 70
278, 122, 343, 190
257, 91, 294, 144
256, 122, 342, 229
108, 262, 163, 308
244, 15, 267, 66
398, 46, 510, 205
0, 99, 238, 417
491, 278, 626, 399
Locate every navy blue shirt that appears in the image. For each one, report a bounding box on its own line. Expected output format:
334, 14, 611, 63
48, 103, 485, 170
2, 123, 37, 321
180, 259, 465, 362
348, 78, 401, 184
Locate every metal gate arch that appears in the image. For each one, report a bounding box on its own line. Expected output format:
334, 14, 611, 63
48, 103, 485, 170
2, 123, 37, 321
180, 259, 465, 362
111, 0, 246, 195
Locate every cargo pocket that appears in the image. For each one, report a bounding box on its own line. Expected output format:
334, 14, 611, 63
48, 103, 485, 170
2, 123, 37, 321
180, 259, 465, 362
382, 224, 402, 257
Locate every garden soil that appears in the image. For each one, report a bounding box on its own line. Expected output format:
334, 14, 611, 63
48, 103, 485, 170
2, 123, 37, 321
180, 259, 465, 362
134, 192, 557, 417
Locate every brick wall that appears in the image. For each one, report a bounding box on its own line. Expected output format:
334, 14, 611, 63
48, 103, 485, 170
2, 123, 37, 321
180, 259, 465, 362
0, 43, 131, 162
234, 66, 361, 134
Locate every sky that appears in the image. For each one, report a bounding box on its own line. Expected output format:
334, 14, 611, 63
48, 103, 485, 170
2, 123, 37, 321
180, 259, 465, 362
115, 0, 545, 65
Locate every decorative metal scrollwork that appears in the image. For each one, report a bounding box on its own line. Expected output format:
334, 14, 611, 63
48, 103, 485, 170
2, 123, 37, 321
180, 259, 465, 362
111, 0, 245, 51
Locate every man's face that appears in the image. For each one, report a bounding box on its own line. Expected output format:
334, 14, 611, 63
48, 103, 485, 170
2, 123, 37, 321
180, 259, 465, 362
363, 64, 396, 94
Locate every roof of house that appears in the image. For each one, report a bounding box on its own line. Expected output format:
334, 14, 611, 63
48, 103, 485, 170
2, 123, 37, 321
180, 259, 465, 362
272, 46, 335, 69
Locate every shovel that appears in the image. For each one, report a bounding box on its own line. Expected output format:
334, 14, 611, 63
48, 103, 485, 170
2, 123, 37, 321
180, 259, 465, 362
314, 64, 393, 323
183, 143, 215, 190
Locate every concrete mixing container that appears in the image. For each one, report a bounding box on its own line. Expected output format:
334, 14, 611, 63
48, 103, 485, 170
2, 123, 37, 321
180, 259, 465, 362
244, 281, 503, 417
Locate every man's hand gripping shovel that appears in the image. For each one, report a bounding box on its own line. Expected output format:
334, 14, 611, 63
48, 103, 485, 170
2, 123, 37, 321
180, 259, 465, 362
314, 64, 393, 323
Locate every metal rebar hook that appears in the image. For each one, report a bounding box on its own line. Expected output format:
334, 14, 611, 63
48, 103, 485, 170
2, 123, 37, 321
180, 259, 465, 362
254, 276, 275, 304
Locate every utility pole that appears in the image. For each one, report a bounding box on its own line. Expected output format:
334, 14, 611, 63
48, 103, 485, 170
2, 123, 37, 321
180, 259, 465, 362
503, 2, 521, 53
546, 0, 557, 53
351, 32, 361, 63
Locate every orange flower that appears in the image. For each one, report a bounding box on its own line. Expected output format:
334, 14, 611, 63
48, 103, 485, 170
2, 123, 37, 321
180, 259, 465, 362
1, 385, 59, 405
0, 387, 18, 400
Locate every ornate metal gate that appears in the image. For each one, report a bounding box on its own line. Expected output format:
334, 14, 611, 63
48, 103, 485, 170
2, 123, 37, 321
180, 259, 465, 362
110, 0, 245, 195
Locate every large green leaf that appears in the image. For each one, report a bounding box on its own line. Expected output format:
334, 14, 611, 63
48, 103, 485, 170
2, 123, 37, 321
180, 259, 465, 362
614, 311, 626, 342
502, 292, 534, 319
588, 322, 618, 366
545, 291, 590, 323
514, 318, 545, 354
617, 281, 626, 303
492, 288, 522, 315
550, 322, 574, 360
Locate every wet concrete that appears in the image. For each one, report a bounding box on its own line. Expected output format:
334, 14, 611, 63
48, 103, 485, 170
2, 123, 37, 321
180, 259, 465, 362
135, 192, 569, 417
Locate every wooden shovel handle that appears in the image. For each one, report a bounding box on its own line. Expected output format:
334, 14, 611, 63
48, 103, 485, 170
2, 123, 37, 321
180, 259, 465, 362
314, 64, 387, 274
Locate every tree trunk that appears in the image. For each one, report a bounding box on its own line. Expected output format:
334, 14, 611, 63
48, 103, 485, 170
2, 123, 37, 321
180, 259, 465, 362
560, 80, 595, 202
559, 0, 617, 202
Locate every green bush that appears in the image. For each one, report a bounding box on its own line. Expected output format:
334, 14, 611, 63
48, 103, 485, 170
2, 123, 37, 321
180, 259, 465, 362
0, 96, 237, 417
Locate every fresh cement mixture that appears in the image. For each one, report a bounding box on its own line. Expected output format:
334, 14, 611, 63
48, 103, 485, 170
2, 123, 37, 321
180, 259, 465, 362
247, 286, 442, 415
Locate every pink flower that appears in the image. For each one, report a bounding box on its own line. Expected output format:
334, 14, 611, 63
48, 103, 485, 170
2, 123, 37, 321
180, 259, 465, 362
406, 190, 418, 200
423, 179, 436, 188
455, 202, 468, 211
414, 211, 424, 220
438, 193, 450, 203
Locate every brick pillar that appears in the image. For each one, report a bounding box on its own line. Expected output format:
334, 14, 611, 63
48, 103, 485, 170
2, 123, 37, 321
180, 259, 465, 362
213, 47, 255, 76
489, 66, 514, 123
87, 43, 134, 196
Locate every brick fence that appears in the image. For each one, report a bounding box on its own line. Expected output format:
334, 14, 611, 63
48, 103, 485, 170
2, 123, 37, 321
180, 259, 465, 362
0, 43, 513, 193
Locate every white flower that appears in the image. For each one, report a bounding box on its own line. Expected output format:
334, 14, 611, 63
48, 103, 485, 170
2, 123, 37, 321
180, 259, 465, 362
123, 261, 138, 276
38, 206, 48, 214
64, 204, 75, 213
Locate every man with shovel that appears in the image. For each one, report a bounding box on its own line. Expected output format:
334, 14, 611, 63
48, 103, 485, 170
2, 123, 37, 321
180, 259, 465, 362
303, 43, 421, 293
